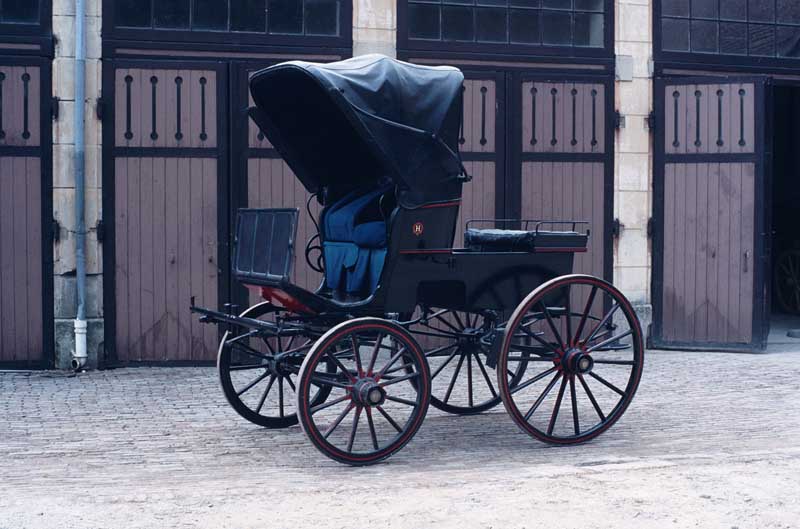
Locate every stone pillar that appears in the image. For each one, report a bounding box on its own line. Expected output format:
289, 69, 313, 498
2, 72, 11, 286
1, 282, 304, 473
614, 0, 653, 327
353, 0, 397, 57
52, 0, 104, 369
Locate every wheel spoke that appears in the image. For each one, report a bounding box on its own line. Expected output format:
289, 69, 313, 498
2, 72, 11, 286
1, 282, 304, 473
228, 363, 269, 371
574, 286, 598, 344
327, 349, 356, 383
424, 342, 460, 358
430, 348, 459, 380
570, 376, 579, 436
347, 406, 362, 453
376, 405, 402, 432
366, 333, 382, 376
284, 375, 296, 391
517, 326, 561, 355
385, 395, 418, 407
546, 376, 568, 435
309, 374, 350, 389
365, 407, 379, 451
383, 362, 417, 376
467, 351, 474, 407
278, 377, 285, 418
352, 335, 363, 376
254, 375, 276, 414
539, 302, 566, 350
473, 353, 498, 398
586, 330, 633, 353
443, 353, 466, 404
376, 346, 408, 378
578, 374, 606, 421
229, 343, 272, 362
451, 311, 466, 330
323, 402, 355, 439
510, 367, 558, 396
434, 313, 463, 334
379, 371, 419, 388
592, 359, 635, 366
523, 372, 562, 421
583, 303, 621, 346
564, 287, 573, 346
589, 371, 626, 396
236, 371, 271, 397
310, 395, 350, 415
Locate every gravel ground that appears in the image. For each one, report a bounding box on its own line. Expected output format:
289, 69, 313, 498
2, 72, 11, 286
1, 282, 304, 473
1, 348, 799, 529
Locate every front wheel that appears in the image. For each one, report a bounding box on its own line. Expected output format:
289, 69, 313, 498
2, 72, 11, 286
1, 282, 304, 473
497, 275, 644, 445
296, 318, 431, 466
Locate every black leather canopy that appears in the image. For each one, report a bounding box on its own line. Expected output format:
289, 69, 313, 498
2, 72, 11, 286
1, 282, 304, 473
249, 54, 465, 208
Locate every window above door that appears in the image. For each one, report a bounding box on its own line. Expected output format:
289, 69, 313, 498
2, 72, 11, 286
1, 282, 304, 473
656, 0, 800, 68
0, 0, 50, 37
105, 0, 351, 48
399, 0, 613, 58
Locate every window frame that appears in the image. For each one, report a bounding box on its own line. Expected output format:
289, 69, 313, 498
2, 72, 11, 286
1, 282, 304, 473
102, 0, 352, 50
397, 0, 614, 59
654, 0, 800, 70
0, 0, 51, 38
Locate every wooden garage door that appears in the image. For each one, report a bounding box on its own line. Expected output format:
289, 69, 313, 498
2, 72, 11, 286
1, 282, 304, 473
0, 61, 48, 367
652, 77, 768, 351
108, 62, 226, 363
518, 78, 609, 281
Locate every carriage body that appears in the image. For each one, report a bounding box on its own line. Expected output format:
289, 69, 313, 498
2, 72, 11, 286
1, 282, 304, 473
191, 55, 643, 466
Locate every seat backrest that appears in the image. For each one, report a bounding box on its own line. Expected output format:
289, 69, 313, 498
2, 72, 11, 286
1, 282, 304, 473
323, 186, 389, 242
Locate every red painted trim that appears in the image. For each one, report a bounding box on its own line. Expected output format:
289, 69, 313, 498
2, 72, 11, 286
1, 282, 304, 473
399, 249, 454, 255
417, 200, 461, 209
244, 285, 317, 315
535, 247, 589, 253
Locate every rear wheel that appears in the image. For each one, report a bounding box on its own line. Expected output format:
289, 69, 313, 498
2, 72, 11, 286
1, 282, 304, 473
296, 318, 430, 465
217, 302, 331, 428
497, 275, 644, 444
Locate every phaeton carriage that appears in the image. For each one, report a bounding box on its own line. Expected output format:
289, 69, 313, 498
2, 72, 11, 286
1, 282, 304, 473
191, 55, 643, 465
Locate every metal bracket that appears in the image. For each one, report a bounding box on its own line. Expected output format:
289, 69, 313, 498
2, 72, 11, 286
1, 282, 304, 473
646, 111, 656, 131
647, 217, 654, 239
52, 218, 61, 242
96, 97, 106, 121
614, 110, 625, 130
50, 97, 59, 121
96, 219, 105, 243
611, 218, 622, 238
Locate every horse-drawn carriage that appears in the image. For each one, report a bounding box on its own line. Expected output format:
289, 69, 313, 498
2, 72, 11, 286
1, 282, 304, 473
191, 55, 643, 465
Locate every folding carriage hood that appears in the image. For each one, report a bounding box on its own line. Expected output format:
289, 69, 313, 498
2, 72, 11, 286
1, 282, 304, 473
248, 54, 466, 208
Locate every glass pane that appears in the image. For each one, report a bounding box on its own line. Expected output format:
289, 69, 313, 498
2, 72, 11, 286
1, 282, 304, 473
574, 12, 603, 47
476, 7, 508, 42
574, 0, 604, 12
232, 0, 266, 31
662, 17, 689, 51
409, 3, 441, 39
510, 0, 540, 6
777, 0, 800, 24
691, 0, 717, 19
661, 0, 689, 18
510, 8, 540, 43
477, 0, 508, 5
690, 20, 718, 52
749, 23, 776, 56
268, 0, 303, 34
720, 22, 748, 54
306, 0, 339, 35
543, 0, 571, 9
777, 25, 800, 57
154, 0, 191, 28
116, 0, 151, 27
542, 10, 571, 44
193, 0, 228, 30
442, 5, 475, 41
1, 0, 39, 23
720, 0, 747, 21
748, 0, 775, 23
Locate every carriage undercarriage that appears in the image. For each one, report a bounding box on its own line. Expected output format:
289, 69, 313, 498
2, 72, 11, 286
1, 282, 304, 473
190, 55, 643, 466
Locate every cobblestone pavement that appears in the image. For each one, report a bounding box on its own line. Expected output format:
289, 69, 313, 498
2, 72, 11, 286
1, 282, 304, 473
1, 350, 800, 529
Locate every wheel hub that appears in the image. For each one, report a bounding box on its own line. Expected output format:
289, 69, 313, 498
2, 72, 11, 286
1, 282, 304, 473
352, 378, 386, 407
561, 348, 594, 375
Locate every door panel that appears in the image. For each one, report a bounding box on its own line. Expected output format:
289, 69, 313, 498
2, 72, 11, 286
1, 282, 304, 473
0, 60, 48, 367
108, 63, 226, 363
653, 77, 767, 351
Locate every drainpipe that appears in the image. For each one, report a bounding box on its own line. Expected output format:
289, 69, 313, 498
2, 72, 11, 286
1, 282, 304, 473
71, 0, 88, 370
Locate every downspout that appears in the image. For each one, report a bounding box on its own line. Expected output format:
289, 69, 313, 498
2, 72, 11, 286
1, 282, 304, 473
71, 0, 88, 370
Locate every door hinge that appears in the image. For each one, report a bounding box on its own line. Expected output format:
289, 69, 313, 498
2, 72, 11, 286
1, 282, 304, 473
614, 110, 625, 130
647, 217, 654, 238
646, 111, 656, 131
96, 97, 106, 121
96, 219, 105, 243
52, 218, 61, 242
50, 97, 59, 121
611, 218, 622, 238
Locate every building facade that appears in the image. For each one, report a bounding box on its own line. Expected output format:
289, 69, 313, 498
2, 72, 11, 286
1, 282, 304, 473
2, 0, 794, 368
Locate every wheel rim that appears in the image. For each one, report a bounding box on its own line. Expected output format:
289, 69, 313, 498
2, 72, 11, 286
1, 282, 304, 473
297, 319, 430, 465
218, 303, 331, 428
498, 275, 644, 444
409, 309, 526, 415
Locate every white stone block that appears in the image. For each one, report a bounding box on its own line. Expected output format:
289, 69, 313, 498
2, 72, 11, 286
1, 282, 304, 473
355, 0, 396, 30
615, 228, 650, 268
616, 152, 650, 192
618, 4, 651, 43
53, 15, 75, 59
617, 190, 650, 228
